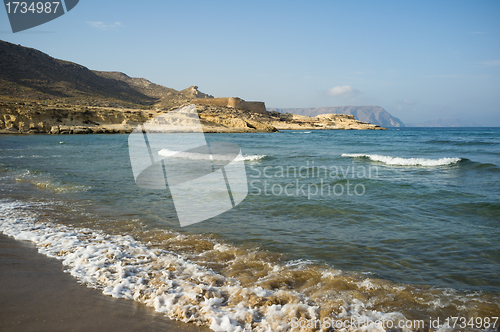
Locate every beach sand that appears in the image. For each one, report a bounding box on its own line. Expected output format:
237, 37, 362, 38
0, 234, 210, 332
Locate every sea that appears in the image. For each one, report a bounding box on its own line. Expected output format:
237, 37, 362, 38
1, 127, 499, 332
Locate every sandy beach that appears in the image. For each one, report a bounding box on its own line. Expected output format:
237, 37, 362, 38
0, 234, 210, 332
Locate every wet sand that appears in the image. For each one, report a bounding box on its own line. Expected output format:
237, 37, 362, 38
0, 234, 210, 332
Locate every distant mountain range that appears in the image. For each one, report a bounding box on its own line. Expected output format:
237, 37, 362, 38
267, 106, 405, 127
406, 118, 483, 127
0, 40, 208, 109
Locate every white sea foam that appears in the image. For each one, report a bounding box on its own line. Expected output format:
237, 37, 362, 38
341, 154, 461, 166
282, 131, 312, 134
0, 200, 414, 332
239, 154, 267, 162
158, 149, 266, 162
3, 155, 62, 159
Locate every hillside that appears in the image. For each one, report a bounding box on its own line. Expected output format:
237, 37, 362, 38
0, 40, 386, 134
268, 106, 405, 127
0, 40, 203, 109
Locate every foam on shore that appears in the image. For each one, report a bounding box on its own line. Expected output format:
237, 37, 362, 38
1, 200, 498, 332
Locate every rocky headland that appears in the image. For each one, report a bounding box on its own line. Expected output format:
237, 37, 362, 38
0, 101, 385, 135
268, 106, 405, 128
0, 40, 386, 134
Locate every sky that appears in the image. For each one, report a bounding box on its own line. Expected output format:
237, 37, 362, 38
1, 0, 499, 126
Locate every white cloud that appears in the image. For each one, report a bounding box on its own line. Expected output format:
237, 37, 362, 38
327, 85, 360, 98
479, 59, 500, 67
87, 21, 124, 30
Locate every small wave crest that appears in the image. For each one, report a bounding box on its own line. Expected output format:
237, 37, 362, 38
341, 154, 462, 166
158, 148, 266, 162
14, 171, 90, 193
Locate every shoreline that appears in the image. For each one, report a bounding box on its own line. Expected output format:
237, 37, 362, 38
0, 233, 210, 332
0, 127, 383, 135
0, 102, 386, 135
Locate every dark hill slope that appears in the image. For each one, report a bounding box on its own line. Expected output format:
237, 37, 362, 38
0, 40, 210, 109
0, 40, 157, 107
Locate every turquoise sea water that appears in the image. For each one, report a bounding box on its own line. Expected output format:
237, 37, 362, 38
1, 128, 499, 330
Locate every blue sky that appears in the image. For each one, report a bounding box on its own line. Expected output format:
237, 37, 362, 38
1, 0, 499, 125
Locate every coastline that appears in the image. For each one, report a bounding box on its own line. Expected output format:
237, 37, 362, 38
0, 233, 210, 332
0, 102, 386, 135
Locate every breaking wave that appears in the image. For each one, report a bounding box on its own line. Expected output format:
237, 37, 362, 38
158, 149, 266, 162
341, 154, 462, 166
1, 200, 498, 332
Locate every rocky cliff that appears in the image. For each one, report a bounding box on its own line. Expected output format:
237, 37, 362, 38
268, 106, 405, 127
0, 102, 385, 134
